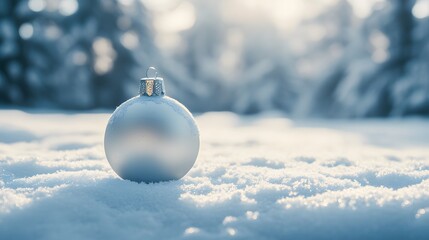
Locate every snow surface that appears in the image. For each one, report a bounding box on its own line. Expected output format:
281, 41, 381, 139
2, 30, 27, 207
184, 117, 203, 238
1, 110, 429, 239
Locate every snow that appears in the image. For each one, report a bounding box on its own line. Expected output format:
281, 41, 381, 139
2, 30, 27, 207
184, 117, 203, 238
1, 110, 429, 239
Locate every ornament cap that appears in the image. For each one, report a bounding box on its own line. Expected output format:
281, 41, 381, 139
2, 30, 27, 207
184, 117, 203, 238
140, 67, 166, 96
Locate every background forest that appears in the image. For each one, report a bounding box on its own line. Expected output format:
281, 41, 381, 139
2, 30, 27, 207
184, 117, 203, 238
0, 0, 428, 117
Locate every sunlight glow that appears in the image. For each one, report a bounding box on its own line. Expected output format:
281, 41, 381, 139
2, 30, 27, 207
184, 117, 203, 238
140, 0, 180, 12
153, 1, 196, 33
19, 23, 34, 40
59, 0, 79, 16
348, 0, 383, 18
184, 227, 200, 235
237, 0, 340, 31
413, 0, 429, 19
93, 38, 116, 75
416, 208, 427, 219
148, 0, 196, 49
144, 0, 383, 54
226, 228, 237, 236
28, 0, 46, 12
119, 0, 135, 6
121, 31, 139, 49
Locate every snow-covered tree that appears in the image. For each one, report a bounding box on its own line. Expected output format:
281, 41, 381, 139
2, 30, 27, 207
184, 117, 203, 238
169, 0, 298, 113
0, 0, 155, 109
301, 0, 427, 117
294, 0, 358, 117
342, 0, 417, 117
1, 0, 427, 117
390, 0, 429, 115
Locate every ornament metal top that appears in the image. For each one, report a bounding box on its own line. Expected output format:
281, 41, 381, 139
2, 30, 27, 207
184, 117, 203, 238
140, 67, 166, 96
104, 67, 200, 183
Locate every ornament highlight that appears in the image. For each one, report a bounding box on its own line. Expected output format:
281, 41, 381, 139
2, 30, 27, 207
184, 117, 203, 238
104, 67, 200, 183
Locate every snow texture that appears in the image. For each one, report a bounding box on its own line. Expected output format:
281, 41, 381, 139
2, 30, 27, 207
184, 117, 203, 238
1, 110, 429, 239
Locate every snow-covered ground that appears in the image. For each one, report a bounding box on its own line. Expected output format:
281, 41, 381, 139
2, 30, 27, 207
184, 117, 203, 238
1, 110, 429, 239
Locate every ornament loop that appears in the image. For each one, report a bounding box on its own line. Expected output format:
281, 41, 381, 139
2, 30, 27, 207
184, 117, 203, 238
146, 67, 158, 79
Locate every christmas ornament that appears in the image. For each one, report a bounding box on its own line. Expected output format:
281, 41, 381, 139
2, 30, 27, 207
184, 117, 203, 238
104, 67, 200, 183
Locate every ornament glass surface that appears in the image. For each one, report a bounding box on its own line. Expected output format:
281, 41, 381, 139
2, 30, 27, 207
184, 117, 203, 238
104, 73, 199, 183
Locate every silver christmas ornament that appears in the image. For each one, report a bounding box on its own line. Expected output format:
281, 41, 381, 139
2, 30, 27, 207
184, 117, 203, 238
104, 67, 200, 183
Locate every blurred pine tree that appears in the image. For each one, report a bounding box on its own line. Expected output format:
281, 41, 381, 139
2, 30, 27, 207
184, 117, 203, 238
302, 0, 428, 117
0, 0, 155, 109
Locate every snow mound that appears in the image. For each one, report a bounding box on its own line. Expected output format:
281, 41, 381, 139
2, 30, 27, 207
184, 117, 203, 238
1, 110, 429, 239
